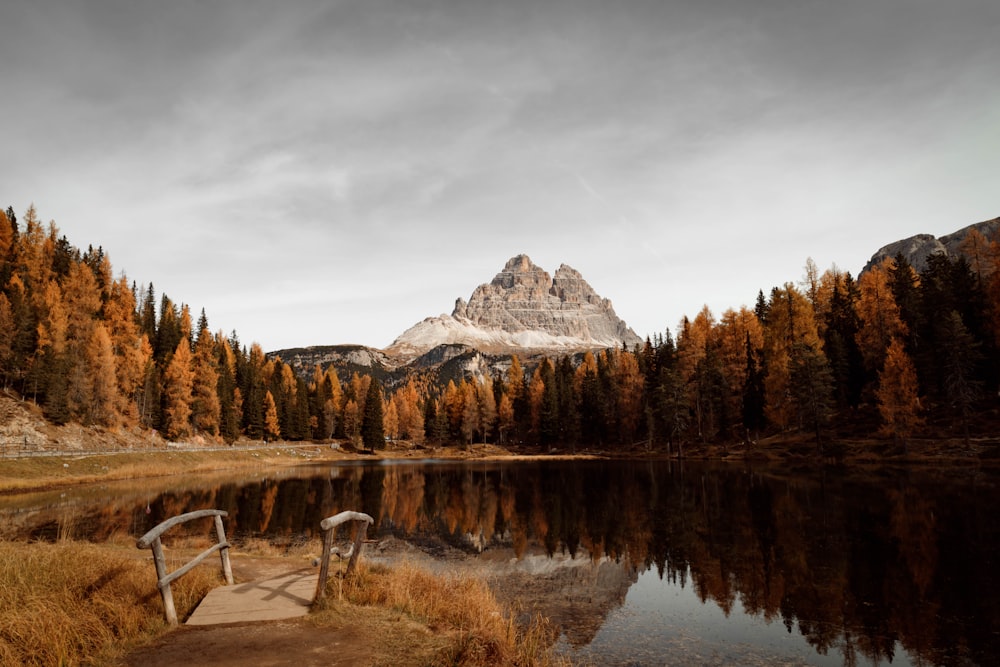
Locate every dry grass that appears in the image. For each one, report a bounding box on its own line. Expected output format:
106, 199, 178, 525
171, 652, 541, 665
0, 540, 219, 666
0, 446, 344, 494
315, 561, 569, 667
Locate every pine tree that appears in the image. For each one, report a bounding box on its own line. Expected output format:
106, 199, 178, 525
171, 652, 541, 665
240, 343, 267, 439
154, 295, 181, 364
191, 327, 221, 436
36, 280, 69, 421
0, 209, 13, 282
556, 356, 580, 449
139, 283, 157, 341
788, 342, 834, 453
575, 351, 604, 448
216, 334, 241, 441
824, 271, 864, 409
539, 358, 559, 446
361, 377, 385, 451
0, 294, 14, 388
741, 332, 766, 444
939, 310, 982, 450
507, 355, 529, 443
616, 350, 645, 446
763, 283, 823, 430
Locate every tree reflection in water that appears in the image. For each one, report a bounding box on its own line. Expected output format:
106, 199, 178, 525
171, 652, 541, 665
10, 460, 998, 665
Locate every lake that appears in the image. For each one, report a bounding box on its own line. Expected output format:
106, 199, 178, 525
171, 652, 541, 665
3, 459, 997, 666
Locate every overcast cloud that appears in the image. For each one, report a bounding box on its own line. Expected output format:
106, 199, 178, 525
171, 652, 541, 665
2, 0, 998, 351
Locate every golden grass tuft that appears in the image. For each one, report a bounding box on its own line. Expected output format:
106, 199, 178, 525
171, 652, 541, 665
328, 561, 568, 667
0, 540, 218, 666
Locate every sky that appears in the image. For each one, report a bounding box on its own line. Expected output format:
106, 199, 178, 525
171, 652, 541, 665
2, 0, 998, 352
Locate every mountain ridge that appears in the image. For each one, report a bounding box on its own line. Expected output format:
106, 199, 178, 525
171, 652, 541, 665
385, 254, 642, 359
862, 216, 999, 274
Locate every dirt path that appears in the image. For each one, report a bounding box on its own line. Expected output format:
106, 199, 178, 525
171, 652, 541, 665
118, 621, 373, 667
116, 555, 381, 667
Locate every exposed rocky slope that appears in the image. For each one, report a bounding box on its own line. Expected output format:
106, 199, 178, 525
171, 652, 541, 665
862, 216, 999, 274
385, 254, 642, 359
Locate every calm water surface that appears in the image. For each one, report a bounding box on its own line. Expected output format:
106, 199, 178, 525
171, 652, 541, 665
4, 459, 997, 666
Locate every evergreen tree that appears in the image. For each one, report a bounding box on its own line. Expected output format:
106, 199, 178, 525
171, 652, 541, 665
556, 356, 580, 449
361, 377, 385, 451
741, 332, 766, 443
888, 253, 922, 351
154, 295, 181, 364
0, 295, 14, 388
788, 342, 834, 453
216, 335, 241, 442
36, 280, 69, 422
823, 273, 864, 409
576, 352, 604, 448
939, 310, 982, 450
191, 327, 221, 436
539, 358, 560, 447
139, 283, 157, 341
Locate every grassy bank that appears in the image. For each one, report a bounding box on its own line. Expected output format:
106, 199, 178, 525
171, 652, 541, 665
0, 539, 217, 666
0, 445, 352, 494
0, 442, 538, 495
322, 561, 567, 667
0, 539, 568, 667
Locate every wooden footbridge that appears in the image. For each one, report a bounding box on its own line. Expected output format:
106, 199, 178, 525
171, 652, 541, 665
136, 509, 374, 626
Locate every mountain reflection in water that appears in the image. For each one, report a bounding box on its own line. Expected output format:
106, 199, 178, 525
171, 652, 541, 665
5, 460, 997, 666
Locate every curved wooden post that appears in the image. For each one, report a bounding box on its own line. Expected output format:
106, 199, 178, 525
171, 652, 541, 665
136, 509, 232, 625
314, 511, 374, 604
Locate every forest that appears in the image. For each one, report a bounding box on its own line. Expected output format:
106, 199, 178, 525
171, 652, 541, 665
1, 205, 998, 456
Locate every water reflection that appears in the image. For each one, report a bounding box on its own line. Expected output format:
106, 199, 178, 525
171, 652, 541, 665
3, 460, 997, 666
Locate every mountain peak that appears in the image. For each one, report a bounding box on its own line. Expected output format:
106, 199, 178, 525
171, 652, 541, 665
387, 255, 641, 358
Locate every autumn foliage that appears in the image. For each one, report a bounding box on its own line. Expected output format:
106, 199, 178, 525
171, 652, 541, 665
1, 205, 998, 453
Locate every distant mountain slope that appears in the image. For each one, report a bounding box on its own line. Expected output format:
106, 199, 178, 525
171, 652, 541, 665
863, 216, 999, 273
385, 254, 642, 359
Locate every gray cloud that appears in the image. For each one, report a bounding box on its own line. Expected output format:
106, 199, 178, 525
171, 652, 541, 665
2, 0, 998, 349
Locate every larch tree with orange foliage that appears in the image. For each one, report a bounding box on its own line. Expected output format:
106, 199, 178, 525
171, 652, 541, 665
62, 262, 102, 423
263, 389, 281, 442
85, 323, 118, 427
856, 259, 908, 374
383, 398, 399, 441
104, 276, 150, 422
163, 341, 194, 440
191, 327, 221, 436
497, 392, 514, 445
876, 338, 923, 452
615, 350, 644, 445
762, 283, 824, 430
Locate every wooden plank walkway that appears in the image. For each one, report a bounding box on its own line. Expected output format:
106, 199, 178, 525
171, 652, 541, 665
186, 568, 318, 625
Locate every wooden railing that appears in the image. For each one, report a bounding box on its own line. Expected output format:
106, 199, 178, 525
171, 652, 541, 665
136, 509, 234, 625
313, 510, 374, 603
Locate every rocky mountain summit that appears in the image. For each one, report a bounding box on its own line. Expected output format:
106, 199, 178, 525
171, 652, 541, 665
863, 216, 999, 274
385, 255, 642, 359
